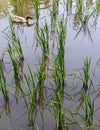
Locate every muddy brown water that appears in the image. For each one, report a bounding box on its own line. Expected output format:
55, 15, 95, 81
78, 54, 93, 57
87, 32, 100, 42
0, 0, 100, 130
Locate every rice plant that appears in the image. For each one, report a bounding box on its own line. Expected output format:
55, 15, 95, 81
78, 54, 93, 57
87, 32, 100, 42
32, 0, 40, 29
90, 0, 100, 26
52, 57, 66, 129
72, 0, 96, 40
74, 93, 94, 130
81, 57, 93, 92
83, 94, 94, 130
7, 43, 24, 103
51, 18, 67, 130
95, 0, 100, 14
5, 20, 24, 103
0, 53, 5, 70
74, 0, 83, 22
24, 66, 37, 126
73, 57, 93, 95
65, 0, 72, 15
0, 64, 7, 98
50, 0, 59, 31
37, 21, 50, 106
8, 19, 24, 69
37, 57, 47, 106
71, 57, 94, 113
38, 22, 49, 61
0, 64, 10, 116
10, 21, 24, 61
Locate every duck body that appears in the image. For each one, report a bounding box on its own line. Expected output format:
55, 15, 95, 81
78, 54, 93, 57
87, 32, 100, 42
11, 15, 33, 24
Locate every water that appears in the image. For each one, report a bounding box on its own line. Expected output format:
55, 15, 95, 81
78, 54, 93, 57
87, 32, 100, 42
0, 0, 100, 130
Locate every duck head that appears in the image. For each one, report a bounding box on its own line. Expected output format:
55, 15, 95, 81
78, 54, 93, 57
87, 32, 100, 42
25, 15, 33, 25
26, 16, 33, 20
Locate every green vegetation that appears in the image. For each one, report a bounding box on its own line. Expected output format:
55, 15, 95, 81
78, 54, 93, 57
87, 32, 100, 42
0, 64, 10, 116
51, 18, 66, 130
24, 66, 37, 126
32, 0, 40, 29
74, 93, 94, 130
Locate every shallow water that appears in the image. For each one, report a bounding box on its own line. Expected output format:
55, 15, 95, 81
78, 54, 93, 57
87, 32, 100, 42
0, 0, 100, 130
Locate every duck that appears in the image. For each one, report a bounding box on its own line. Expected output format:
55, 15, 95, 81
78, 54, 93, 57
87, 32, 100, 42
11, 15, 33, 24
